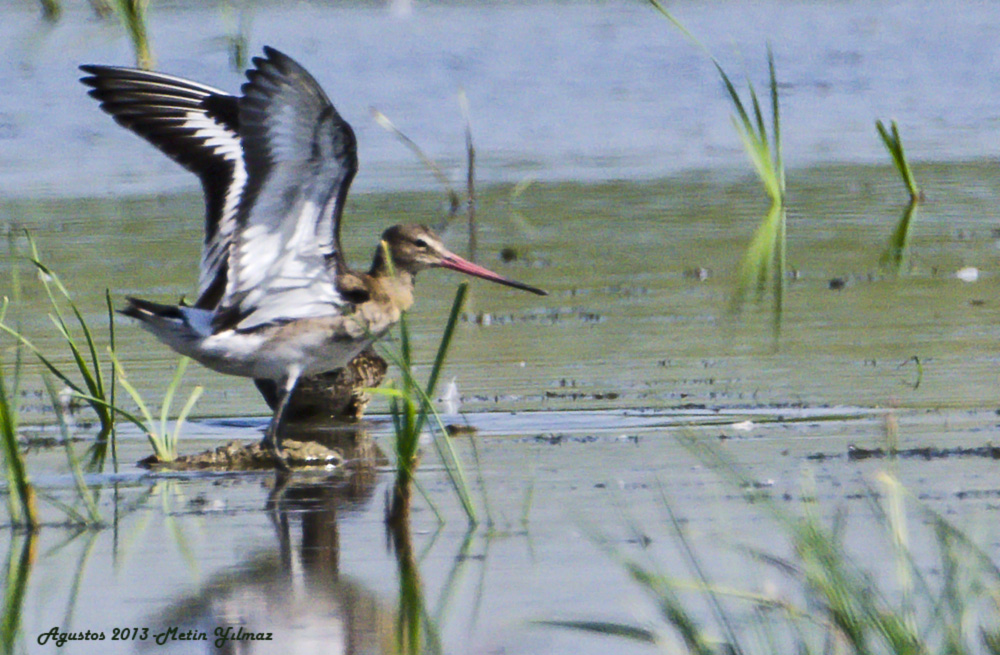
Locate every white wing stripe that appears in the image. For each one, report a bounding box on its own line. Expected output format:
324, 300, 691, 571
213, 48, 355, 331
178, 110, 247, 297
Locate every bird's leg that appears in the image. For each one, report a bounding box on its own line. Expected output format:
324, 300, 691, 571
263, 366, 301, 470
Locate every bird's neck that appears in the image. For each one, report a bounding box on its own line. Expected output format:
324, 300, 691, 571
369, 249, 416, 313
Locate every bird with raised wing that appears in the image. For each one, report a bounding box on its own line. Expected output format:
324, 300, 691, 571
80, 47, 545, 466
80, 52, 385, 422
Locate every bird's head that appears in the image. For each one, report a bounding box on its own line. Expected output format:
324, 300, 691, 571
378, 224, 546, 295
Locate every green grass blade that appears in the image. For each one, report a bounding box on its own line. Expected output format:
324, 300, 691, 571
749, 79, 767, 148
27, 260, 88, 379
411, 476, 445, 525
878, 475, 918, 638
0, 322, 86, 397
12, 242, 120, 469
0, 325, 25, 526
379, 344, 478, 523
876, 120, 893, 151
647, 10, 787, 326
657, 482, 745, 655
920, 500, 1000, 583
389, 394, 402, 439
159, 357, 190, 440
42, 375, 101, 525
169, 386, 203, 453
29, 255, 112, 433
645, 0, 703, 50
768, 47, 784, 193
42, 311, 114, 440
414, 283, 468, 436
0, 365, 22, 527
399, 313, 412, 374
71, 392, 154, 439
367, 386, 410, 401
110, 0, 152, 69
105, 289, 118, 472
880, 200, 918, 273
376, 241, 476, 522
772, 205, 786, 339
876, 119, 921, 201
70, 300, 107, 400
31, 258, 109, 402
45, 313, 100, 393
107, 351, 175, 460
371, 109, 457, 198
0, 362, 39, 529
1, 533, 37, 655
419, 392, 478, 524
733, 203, 783, 311
467, 431, 493, 528
623, 561, 716, 655
459, 90, 478, 259
385, 356, 478, 521
375, 287, 478, 523
535, 620, 657, 644
108, 351, 155, 428
716, 62, 754, 135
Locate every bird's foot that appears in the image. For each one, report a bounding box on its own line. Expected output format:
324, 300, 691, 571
262, 435, 291, 472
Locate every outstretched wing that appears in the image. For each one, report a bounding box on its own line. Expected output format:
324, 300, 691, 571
217, 46, 358, 331
78, 66, 244, 309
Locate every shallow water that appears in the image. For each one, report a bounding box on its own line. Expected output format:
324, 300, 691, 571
7, 163, 1000, 419
4, 0, 1000, 653
12, 407, 1000, 654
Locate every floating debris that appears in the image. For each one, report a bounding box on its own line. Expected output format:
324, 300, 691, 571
462, 307, 603, 326
445, 424, 478, 437
955, 266, 979, 283
544, 390, 620, 401
499, 247, 520, 262
683, 266, 711, 281
806, 443, 1000, 462
438, 377, 461, 414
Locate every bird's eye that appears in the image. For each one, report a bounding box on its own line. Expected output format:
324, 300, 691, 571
414, 239, 428, 248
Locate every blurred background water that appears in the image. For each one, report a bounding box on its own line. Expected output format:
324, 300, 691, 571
5, 2, 1000, 653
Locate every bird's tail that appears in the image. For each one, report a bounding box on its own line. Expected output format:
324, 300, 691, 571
120, 297, 213, 349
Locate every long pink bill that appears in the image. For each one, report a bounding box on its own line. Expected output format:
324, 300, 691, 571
438, 254, 547, 296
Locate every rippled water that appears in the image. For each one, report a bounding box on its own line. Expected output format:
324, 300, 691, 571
4, 1, 1000, 653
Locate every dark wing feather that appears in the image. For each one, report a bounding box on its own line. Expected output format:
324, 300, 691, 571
79, 66, 244, 309
217, 47, 357, 330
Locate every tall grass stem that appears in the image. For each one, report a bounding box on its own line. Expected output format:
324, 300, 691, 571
876, 120, 922, 201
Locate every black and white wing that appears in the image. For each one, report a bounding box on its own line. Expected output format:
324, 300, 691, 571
217, 47, 357, 331
79, 66, 244, 309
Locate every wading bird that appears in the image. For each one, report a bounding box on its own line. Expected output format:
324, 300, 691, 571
82, 50, 385, 423
80, 47, 545, 466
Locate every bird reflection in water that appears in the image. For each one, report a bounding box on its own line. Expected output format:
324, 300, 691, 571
142, 426, 436, 655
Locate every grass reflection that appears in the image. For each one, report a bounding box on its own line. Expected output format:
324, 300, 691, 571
879, 199, 919, 275
648, 1, 787, 337
0, 532, 36, 655
877, 122, 923, 275
544, 436, 1000, 654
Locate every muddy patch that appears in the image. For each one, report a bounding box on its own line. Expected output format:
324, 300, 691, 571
806, 443, 1000, 462
138, 424, 387, 471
